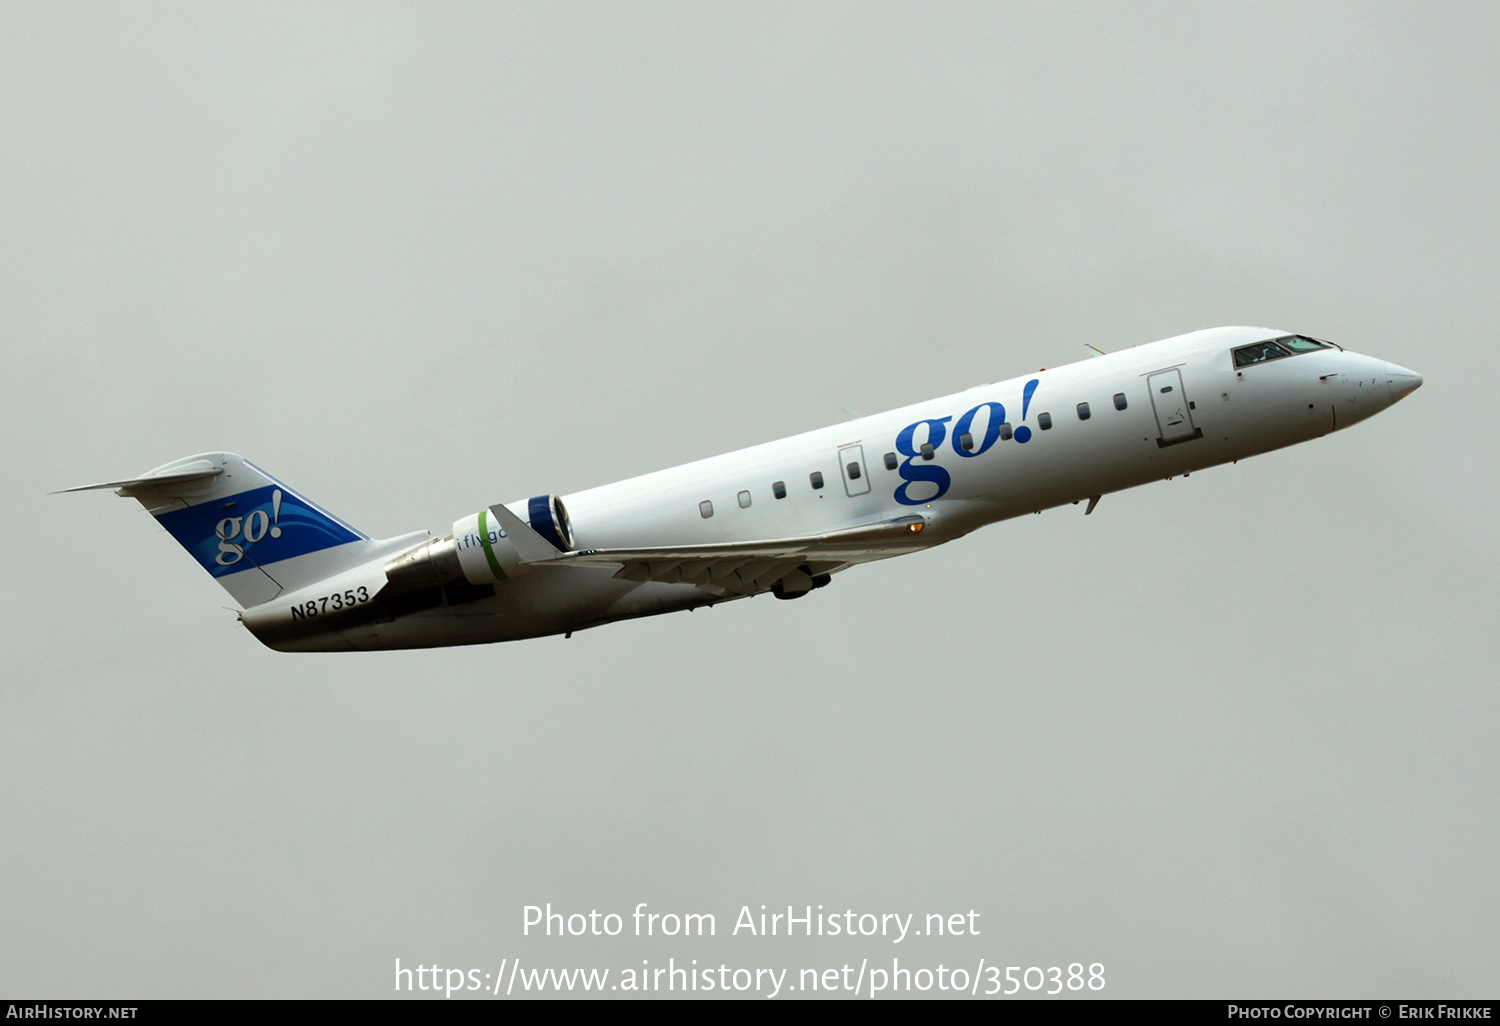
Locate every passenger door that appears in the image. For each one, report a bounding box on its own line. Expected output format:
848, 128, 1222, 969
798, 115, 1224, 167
1147, 369, 1201, 446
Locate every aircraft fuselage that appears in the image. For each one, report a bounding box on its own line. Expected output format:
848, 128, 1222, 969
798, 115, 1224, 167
70, 326, 1420, 652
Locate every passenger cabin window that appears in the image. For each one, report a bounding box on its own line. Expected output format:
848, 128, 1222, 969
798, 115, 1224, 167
919, 442, 935, 460
699, 500, 714, 518
883, 451, 898, 470
1038, 412, 1052, 430
999, 422, 1012, 440
958, 432, 975, 451
846, 461, 862, 480
772, 480, 787, 499
1113, 392, 1127, 410
1077, 402, 1091, 420
810, 471, 824, 489
738, 490, 752, 508
1234, 340, 1293, 367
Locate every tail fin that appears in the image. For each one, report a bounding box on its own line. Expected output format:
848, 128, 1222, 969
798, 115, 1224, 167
61, 452, 391, 608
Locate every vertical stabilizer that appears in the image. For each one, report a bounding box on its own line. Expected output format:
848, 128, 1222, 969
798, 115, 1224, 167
62, 453, 387, 608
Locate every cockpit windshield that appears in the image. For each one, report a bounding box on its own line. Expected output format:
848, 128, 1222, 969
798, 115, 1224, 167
1233, 335, 1330, 368
1278, 335, 1328, 353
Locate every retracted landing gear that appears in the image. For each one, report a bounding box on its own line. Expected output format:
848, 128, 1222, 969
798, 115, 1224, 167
771, 565, 833, 600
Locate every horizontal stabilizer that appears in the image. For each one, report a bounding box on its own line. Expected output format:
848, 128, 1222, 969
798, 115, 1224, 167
55, 460, 222, 494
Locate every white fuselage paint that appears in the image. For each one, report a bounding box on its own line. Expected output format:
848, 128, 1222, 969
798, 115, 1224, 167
250, 326, 1419, 651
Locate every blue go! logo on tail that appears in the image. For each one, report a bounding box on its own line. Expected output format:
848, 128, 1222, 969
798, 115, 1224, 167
156, 484, 361, 576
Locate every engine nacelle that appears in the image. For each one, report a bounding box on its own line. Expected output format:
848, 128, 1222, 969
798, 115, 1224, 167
451, 494, 574, 585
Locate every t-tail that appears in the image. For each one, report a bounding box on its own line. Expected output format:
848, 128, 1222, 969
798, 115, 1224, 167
59, 453, 425, 609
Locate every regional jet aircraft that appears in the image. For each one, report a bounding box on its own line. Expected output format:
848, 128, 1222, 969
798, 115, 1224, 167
64, 327, 1421, 652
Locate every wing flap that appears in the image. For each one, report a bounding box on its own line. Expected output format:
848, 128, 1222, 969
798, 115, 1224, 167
541, 514, 928, 568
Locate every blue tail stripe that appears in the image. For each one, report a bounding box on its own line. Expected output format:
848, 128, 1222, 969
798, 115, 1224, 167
242, 459, 367, 540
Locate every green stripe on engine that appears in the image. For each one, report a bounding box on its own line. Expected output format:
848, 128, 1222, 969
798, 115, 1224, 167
477, 509, 508, 581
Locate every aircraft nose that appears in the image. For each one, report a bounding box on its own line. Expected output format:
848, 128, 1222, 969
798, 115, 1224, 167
1384, 361, 1423, 401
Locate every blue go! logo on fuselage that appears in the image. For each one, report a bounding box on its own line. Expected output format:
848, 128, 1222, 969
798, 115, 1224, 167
892, 379, 1039, 505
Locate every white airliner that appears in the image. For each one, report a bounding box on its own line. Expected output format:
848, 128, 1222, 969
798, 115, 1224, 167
66, 327, 1420, 652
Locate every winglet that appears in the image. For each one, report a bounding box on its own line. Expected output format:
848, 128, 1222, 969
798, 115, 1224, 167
487, 503, 563, 563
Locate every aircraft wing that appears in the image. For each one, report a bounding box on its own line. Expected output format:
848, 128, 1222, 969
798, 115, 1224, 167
490, 503, 930, 596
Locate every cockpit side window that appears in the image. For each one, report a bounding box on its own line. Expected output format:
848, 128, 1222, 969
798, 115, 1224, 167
1234, 340, 1293, 367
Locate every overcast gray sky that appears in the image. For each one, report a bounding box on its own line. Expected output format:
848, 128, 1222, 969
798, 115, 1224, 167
2, 1, 1496, 999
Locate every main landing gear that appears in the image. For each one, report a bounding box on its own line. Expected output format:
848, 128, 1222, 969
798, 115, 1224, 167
771, 565, 832, 600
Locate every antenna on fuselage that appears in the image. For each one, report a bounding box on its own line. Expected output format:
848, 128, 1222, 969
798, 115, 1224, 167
1085, 344, 1107, 357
